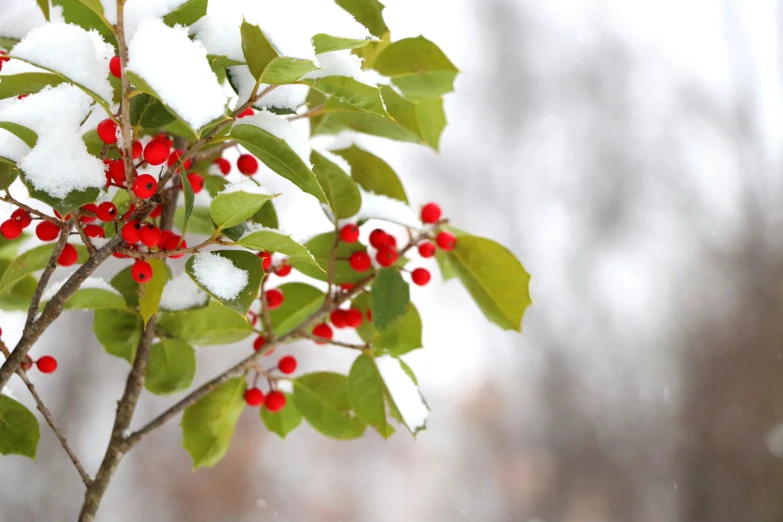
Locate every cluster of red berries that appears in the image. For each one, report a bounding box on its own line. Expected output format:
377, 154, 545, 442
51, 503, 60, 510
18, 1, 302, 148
20, 354, 57, 374
0, 209, 81, 266
243, 355, 297, 410
256, 250, 292, 277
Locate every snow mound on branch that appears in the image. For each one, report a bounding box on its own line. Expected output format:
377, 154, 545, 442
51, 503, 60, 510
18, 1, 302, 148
0, 84, 106, 198
375, 355, 428, 432
160, 272, 209, 311
41, 276, 118, 302
219, 180, 271, 196
127, 19, 227, 129
0, 129, 29, 162
191, 252, 248, 301
234, 110, 310, 164
122, 0, 188, 38
227, 66, 309, 112
354, 189, 422, 229
303, 51, 376, 86
0, 0, 47, 40
12, 22, 114, 103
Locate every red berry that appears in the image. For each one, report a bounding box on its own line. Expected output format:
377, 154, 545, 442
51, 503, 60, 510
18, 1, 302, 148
340, 224, 360, 243
131, 140, 142, 159
36, 355, 57, 374
84, 224, 105, 238
106, 159, 126, 185
411, 267, 431, 286
149, 204, 162, 219
132, 174, 157, 199
349, 251, 371, 272
79, 203, 97, 223
436, 231, 457, 251
11, 208, 31, 227
266, 288, 284, 309
144, 138, 170, 166
131, 260, 153, 283
167, 149, 191, 171
256, 251, 272, 271
163, 235, 186, 258
186, 173, 204, 194
139, 223, 161, 247
156, 133, 173, 149
237, 154, 258, 175
344, 308, 363, 328
376, 247, 398, 267
97, 118, 118, 144
35, 221, 59, 241
312, 323, 333, 343
0, 219, 22, 240
121, 220, 142, 244
96, 201, 117, 222
245, 387, 265, 407
214, 157, 230, 175
238, 107, 255, 118
278, 355, 297, 374
369, 228, 388, 249
109, 55, 122, 78
264, 390, 286, 412
57, 244, 78, 266
20, 355, 33, 371
253, 336, 266, 351
157, 229, 173, 248
274, 262, 292, 277
330, 309, 347, 329
418, 241, 436, 258
421, 202, 442, 224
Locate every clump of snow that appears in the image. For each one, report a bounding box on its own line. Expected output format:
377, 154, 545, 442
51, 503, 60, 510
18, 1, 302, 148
0, 0, 46, 40
220, 179, 271, 196
160, 272, 209, 311
227, 65, 309, 111
12, 22, 114, 102
0, 129, 30, 162
234, 110, 310, 164
127, 19, 227, 129
191, 252, 248, 301
354, 188, 422, 229
375, 355, 428, 432
42, 276, 118, 302
123, 0, 188, 39
100, 0, 118, 25
303, 51, 376, 86
0, 85, 106, 198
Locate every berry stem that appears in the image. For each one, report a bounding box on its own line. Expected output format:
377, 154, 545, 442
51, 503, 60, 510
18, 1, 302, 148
0, 192, 63, 226
70, 212, 96, 255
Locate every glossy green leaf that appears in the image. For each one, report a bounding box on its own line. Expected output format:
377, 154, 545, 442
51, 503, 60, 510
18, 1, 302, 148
138, 258, 166, 326
175, 206, 215, 236
371, 268, 409, 331
83, 129, 120, 160
348, 354, 390, 437
52, 0, 116, 49
310, 96, 423, 146
110, 265, 140, 307
435, 248, 457, 281
145, 338, 197, 395
0, 272, 36, 312
381, 86, 446, 150
335, 0, 389, 38
0, 122, 37, 148
130, 93, 177, 129
0, 395, 39, 459
303, 77, 387, 116
185, 250, 263, 316
312, 34, 371, 54
446, 235, 531, 332
0, 38, 19, 52
374, 36, 459, 100
0, 162, 20, 191
310, 151, 361, 219
0, 73, 63, 100
291, 232, 368, 284
260, 393, 302, 439
251, 201, 278, 229
93, 309, 143, 363
240, 20, 317, 84
162, 0, 208, 27
268, 282, 324, 336
36, 0, 50, 19
207, 55, 245, 69
209, 188, 277, 230
204, 174, 228, 197
293, 372, 366, 439
230, 123, 328, 204
125, 71, 197, 139
332, 145, 407, 202
352, 293, 422, 356
0, 243, 87, 296
158, 300, 254, 345
237, 228, 322, 271
181, 377, 246, 469
62, 288, 127, 310
22, 177, 101, 215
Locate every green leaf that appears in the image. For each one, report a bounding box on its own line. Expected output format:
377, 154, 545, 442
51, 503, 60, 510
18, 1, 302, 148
435, 248, 457, 281
158, 301, 254, 345
0, 122, 37, 148
208, 55, 245, 69
0, 73, 63, 100
209, 188, 277, 230
230, 123, 328, 204
21, 176, 101, 215
251, 201, 278, 229
352, 293, 422, 356
63, 288, 128, 310
180, 160, 195, 236
381, 86, 446, 150
237, 228, 322, 271
240, 20, 317, 84
371, 268, 409, 331
310, 150, 361, 219
145, 338, 197, 395
0, 38, 19, 52
335, 0, 389, 38
204, 174, 228, 198
260, 393, 302, 439
130, 93, 177, 129
312, 34, 371, 54
52, 0, 117, 48
0, 162, 20, 191
125, 71, 197, 139
348, 354, 389, 437
293, 372, 366, 439
37, 0, 51, 19
221, 221, 250, 242
93, 309, 143, 363
332, 146, 407, 202
302, 77, 387, 116
0, 269, 36, 312
181, 377, 246, 469
0, 243, 87, 296
110, 265, 141, 307
138, 258, 165, 327
83, 129, 119, 159
0, 395, 39, 459
175, 206, 215, 236
446, 235, 531, 332
185, 250, 263, 316
291, 232, 368, 284
373, 36, 459, 100
162, 0, 208, 27
268, 282, 324, 337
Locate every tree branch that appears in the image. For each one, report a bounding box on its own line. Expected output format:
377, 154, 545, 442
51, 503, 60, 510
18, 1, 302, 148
114, 1, 140, 209
25, 222, 73, 331
70, 212, 96, 255
0, 193, 63, 226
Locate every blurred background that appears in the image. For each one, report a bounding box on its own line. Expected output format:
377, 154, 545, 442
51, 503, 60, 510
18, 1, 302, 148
4, 0, 783, 520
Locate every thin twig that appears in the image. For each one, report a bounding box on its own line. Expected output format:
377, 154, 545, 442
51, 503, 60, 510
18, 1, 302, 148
299, 334, 366, 350
259, 277, 274, 342
70, 213, 96, 255
288, 104, 325, 121
0, 193, 63, 226
115, 8, 140, 210
326, 217, 340, 302
25, 222, 73, 331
